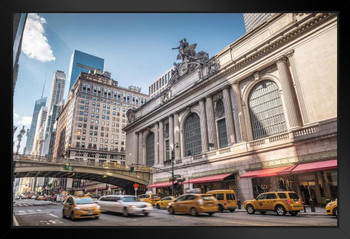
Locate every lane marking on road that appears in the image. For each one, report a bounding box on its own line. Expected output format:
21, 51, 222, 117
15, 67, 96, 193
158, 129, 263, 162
49, 214, 60, 219
13, 215, 19, 226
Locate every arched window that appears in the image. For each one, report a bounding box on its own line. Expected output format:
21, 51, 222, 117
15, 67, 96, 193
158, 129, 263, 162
184, 113, 202, 156
215, 99, 228, 148
248, 80, 287, 139
146, 132, 155, 166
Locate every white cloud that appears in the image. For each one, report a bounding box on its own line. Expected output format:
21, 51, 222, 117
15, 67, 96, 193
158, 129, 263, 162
22, 13, 56, 62
13, 110, 32, 128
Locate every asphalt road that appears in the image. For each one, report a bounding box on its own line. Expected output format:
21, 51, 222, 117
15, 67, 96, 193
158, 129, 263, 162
13, 199, 337, 227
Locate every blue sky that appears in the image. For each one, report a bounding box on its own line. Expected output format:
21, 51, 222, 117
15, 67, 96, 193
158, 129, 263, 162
13, 13, 246, 153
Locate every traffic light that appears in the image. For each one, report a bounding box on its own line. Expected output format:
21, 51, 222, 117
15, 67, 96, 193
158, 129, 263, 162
130, 166, 135, 172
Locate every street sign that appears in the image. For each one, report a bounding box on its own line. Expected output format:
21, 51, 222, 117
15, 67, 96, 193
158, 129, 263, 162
174, 174, 181, 178
133, 183, 139, 189
63, 165, 74, 171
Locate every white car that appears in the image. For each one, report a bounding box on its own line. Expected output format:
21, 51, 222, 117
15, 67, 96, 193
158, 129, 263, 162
97, 195, 153, 216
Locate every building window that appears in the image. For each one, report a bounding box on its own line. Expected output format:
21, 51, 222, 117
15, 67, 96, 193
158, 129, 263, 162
248, 80, 287, 139
217, 118, 228, 148
184, 113, 202, 156
165, 139, 170, 161
146, 132, 155, 167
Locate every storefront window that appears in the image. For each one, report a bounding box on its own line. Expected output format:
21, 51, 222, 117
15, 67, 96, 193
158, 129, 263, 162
252, 177, 271, 198
323, 170, 337, 200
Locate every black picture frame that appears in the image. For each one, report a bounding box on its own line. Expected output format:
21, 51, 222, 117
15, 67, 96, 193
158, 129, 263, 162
3, 0, 349, 238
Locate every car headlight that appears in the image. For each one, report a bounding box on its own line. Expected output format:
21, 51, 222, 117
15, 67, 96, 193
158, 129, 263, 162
75, 207, 81, 210
96, 205, 100, 209
128, 205, 136, 208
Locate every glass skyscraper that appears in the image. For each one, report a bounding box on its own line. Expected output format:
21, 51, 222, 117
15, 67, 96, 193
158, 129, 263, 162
67, 50, 104, 93
24, 97, 47, 155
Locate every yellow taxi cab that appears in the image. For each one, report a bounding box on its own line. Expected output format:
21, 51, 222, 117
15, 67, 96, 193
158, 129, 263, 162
155, 196, 175, 209
138, 193, 161, 206
167, 193, 219, 216
206, 189, 237, 212
243, 191, 303, 216
326, 199, 337, 217
62, 195, 101, 220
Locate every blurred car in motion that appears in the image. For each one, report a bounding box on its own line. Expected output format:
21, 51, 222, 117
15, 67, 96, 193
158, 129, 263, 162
206, 189, 237, 212
326, 199, 337, 217
97, 195, 153, 216
138, 193, 161, 206
35, 195, 45, 200
62, 195, 100, 220
167, 193, 218, 216
243, 191, 303, 216
155, 196, 175, 209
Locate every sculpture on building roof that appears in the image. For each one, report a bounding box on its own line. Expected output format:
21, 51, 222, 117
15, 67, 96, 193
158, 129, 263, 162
168, 38, 219, 87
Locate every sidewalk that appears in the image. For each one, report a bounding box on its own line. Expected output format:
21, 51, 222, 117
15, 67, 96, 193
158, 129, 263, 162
235, 206, 327, 216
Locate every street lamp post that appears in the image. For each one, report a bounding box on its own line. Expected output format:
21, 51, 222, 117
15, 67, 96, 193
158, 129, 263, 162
16, 126, 26, 155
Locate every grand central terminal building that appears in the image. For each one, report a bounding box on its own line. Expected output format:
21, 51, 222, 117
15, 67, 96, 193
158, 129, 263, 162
124, 13, 337, 205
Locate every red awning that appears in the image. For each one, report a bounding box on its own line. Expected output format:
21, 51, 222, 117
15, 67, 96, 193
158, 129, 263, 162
146, 182, 173, 188
183, 173, 233, 184
291, 159, 337, 174
240, 165, 296, 178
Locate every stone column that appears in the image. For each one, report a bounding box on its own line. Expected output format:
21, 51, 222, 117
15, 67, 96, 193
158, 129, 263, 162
222, 86, 236, 145
174, 113, 180, 159
142, 131, 147, 165
285, 50, 308, 124
205, 95, 218, 149
168, 115, 174, 159
138, 131, 143, 165
158, 121, 164, 164
154, 123, 159, 166
199, 99, 208, 153
276, 56, 303, 129
231, 82, 248, 142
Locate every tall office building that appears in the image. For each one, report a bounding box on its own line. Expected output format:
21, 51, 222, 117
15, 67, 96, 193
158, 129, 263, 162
149, 66, 175, 99
43, 70, 66, 148
53, 69, 149, 164
243, 13, 273, 32
30, 106, 48, 156
13, 13, 28, 96
24, 96, 47, 155
67, 50, 104, 94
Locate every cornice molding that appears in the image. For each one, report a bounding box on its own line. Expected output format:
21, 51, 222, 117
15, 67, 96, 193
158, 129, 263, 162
125, 13, 335, 131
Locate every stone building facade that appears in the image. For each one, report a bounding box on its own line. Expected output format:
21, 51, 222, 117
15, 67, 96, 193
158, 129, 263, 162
53, 69, 149, 166
124, 13, 337, 205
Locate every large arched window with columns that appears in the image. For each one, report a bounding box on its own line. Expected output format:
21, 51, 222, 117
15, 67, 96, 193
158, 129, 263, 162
146, 132, 155, 166
184, 113, 202, 156
248, 80, 287, 140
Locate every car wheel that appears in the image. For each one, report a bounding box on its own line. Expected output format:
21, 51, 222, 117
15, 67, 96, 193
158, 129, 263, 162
71, 212, 76, 221
144, 212, 149, 216
62, 210, 66, 218
94, 216, 99, 219
156, 204, 160, 209
190, 207, 198, 216
168, 207, 175, 215
229, 209, 235, 213
218, 204, 224, 213
290, 211, 298, 216
259, 211, 266, 215
208, 212, 214, 216
333, 208, 337, 217
246, 204, 255, 214
275, 205, 286, 216
123, 208, 129, 217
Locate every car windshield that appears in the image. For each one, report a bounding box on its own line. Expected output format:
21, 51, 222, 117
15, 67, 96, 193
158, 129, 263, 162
201, 195, 215, 201
75, 197, 95, 204
122, 197, 140, 202
288, 193, 299, 200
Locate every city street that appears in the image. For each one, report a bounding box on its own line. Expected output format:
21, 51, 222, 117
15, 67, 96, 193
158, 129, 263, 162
13, 199, 337, 227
